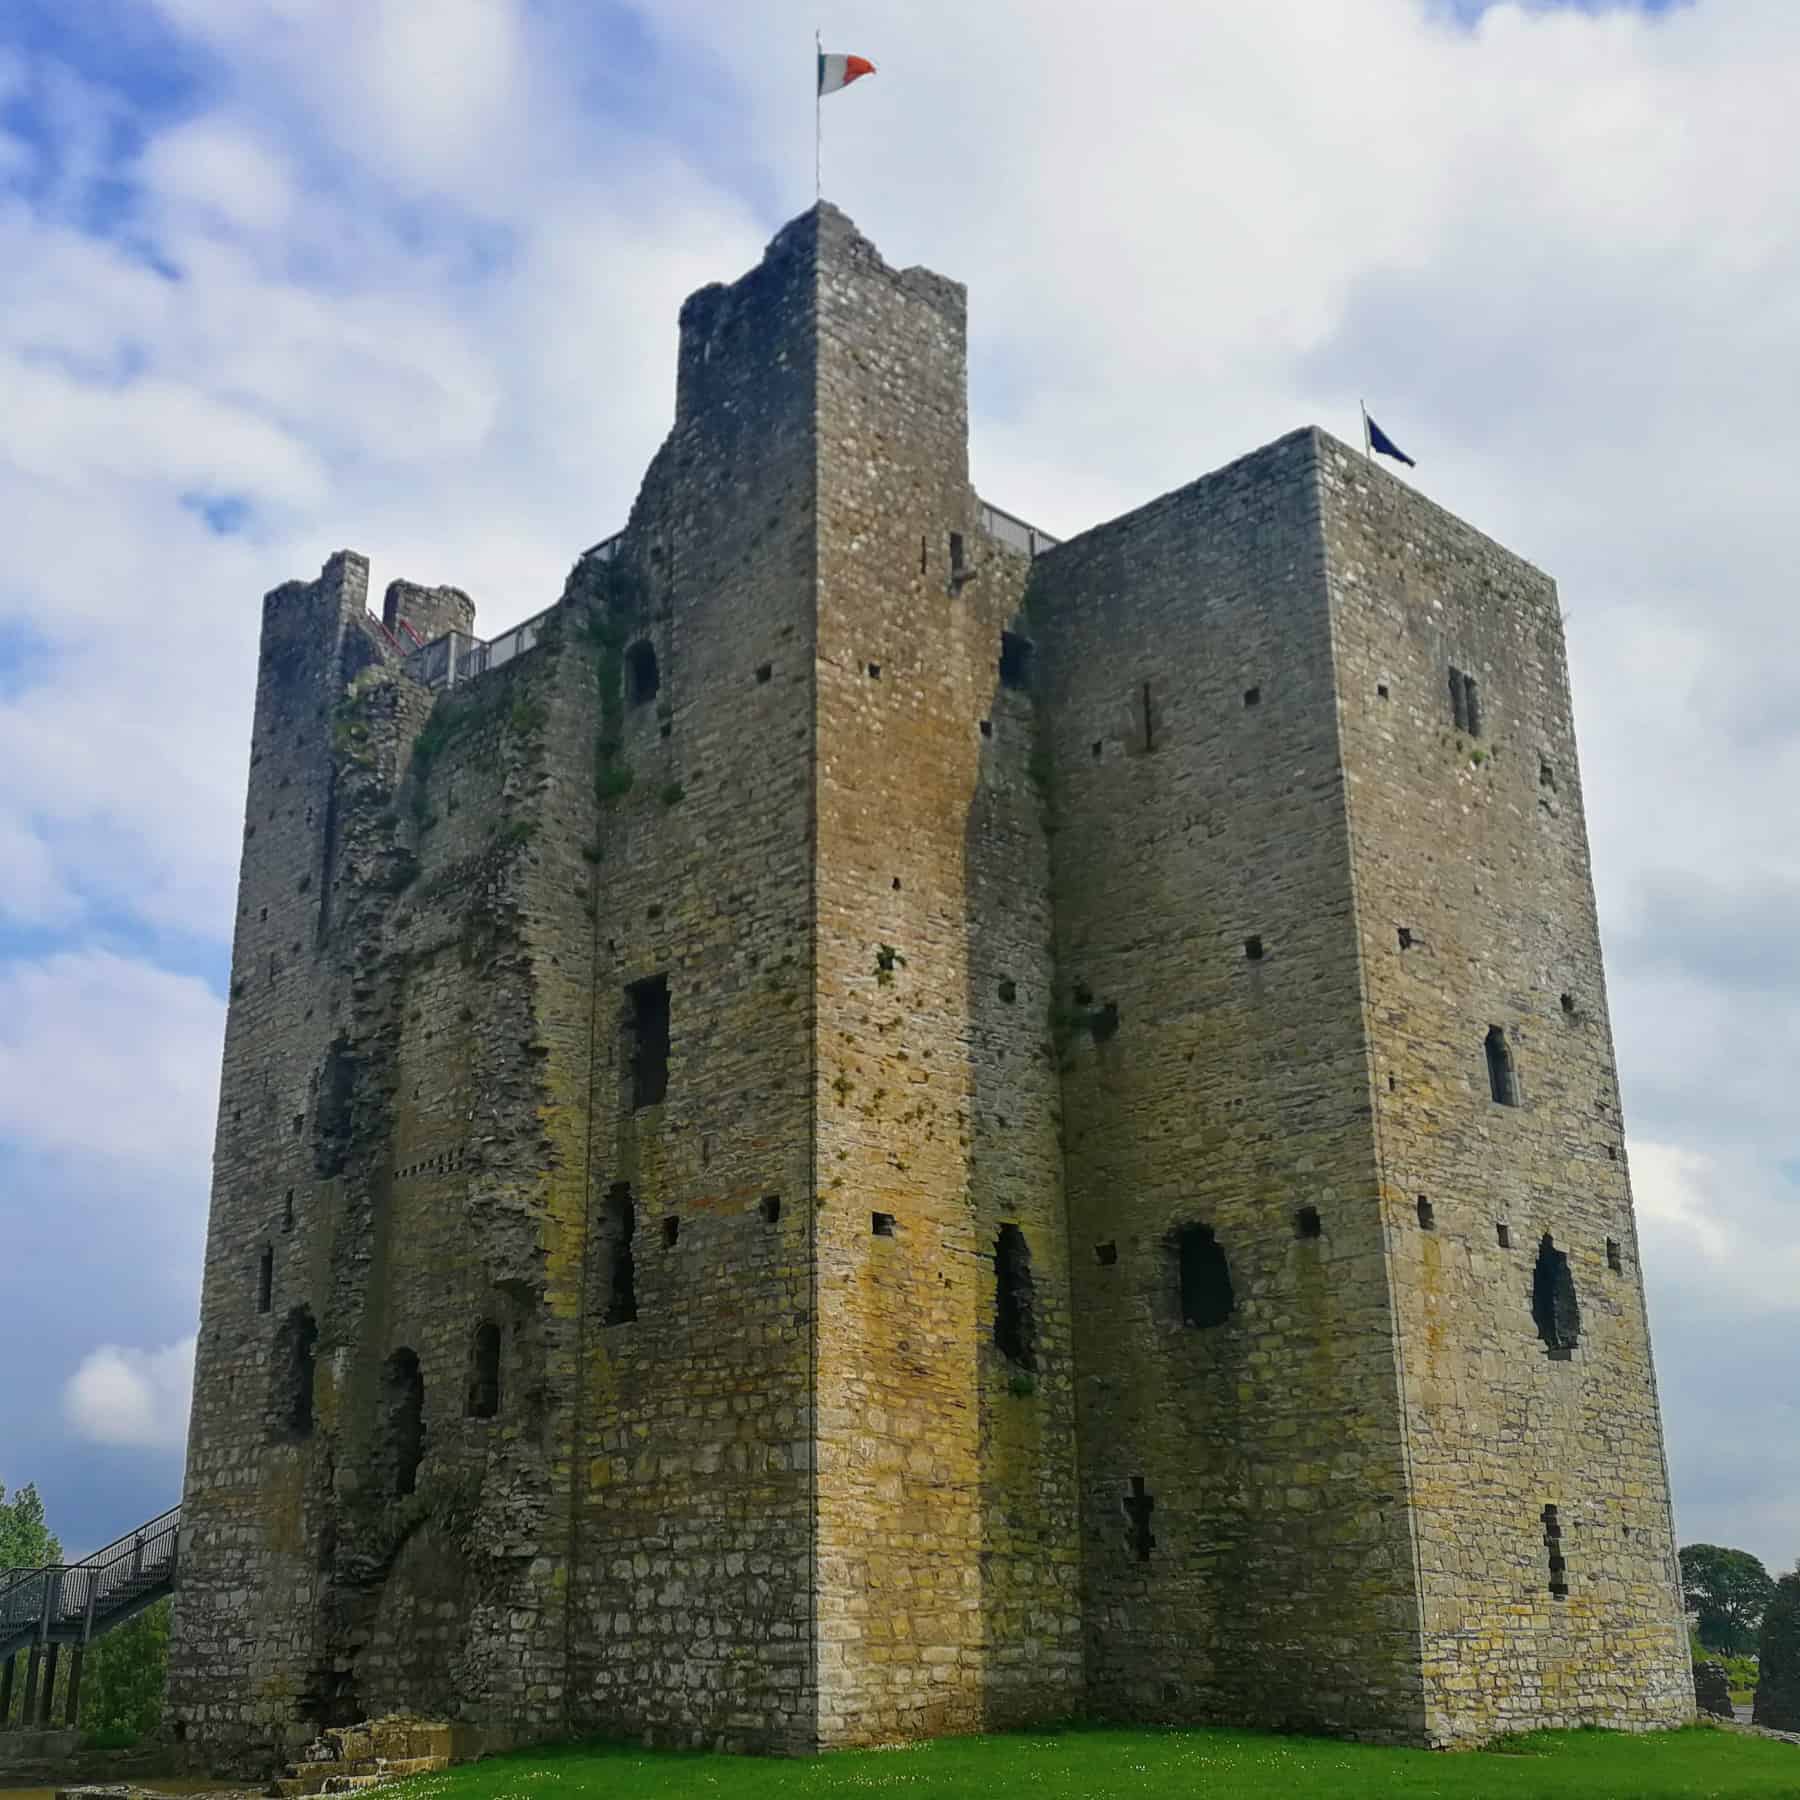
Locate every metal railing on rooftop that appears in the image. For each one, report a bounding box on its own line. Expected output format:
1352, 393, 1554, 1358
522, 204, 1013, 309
402, 531, 624, 693
976, 498, 1060, 559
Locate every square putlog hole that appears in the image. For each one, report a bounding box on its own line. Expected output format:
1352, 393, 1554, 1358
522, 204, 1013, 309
871, 1212, 896, 1238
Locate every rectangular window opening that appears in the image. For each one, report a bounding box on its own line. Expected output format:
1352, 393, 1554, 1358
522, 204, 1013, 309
627, 975, 670, 1109
761, 1194, 782, 1225
999, 630, 1034, 692
871, 1211, 896, 1238
1244, 935, 1265, 961
1497, 1222, 1512, 1249
1606, 1237, 1623, 1273
1095, 1241, 1118, 1267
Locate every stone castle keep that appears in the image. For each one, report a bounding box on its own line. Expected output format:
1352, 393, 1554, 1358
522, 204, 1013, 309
168, 204, 1694, 1762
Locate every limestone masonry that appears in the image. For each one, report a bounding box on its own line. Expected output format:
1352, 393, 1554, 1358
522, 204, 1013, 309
168, 204, 1694, 1764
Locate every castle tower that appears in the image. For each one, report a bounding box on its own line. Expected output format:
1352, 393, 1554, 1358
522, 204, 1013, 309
1028, 430, 1693, 1739
168, 208, 1689, 1768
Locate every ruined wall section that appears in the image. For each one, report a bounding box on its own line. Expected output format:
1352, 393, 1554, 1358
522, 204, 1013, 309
810, 206, 1080, 1744
309, 628, 578, 1741
558, 209, 822, 1750
170, 552, 392, 1764
1029, 434, 1424, 1737
1317, 436, 1692, 1738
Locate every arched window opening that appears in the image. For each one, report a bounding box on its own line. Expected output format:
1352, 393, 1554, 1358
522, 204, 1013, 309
1174, 1223, 1234, 1329
271, 1305, 318, 1442
381, 1348, 425, 1496
602, 1183, 638, 1325
467, 1321, 501, 1419
625, 641, 660, 707
1532, 1234, 1581, 1359
1486, 1025, 1519, 1106
993, 1224, 1037, 1371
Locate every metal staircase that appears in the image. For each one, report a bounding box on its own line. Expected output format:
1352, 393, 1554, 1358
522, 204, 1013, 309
0, 1503, 179, 1730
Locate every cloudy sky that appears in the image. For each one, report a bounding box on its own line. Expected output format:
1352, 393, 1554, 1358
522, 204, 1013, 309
1, 0, 1795, 1574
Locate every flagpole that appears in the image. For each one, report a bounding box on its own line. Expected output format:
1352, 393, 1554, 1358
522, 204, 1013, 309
815, 28, 822, 202
1361, 399, 1372, 461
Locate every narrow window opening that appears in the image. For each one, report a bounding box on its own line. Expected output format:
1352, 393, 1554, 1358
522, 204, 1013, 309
997, 977, 1016, 1004
467, 1321, 501, 1419
1606, 1144, 1617, 1161
999, 631, 1033, 692
271, 1306, 317, 1441
1244, 935, 1264, 961
755, 662, 772, 684
1416, 1195, 1435, 1231
1397, 927, 1414, 950
1141, 681, 1155, 753
993, 1224, 1037, 1371
1486, 1025, 1519, 1106
1465, 676, 1483, 737
1095, 1241, 1118, 1267
256, 1245, 274, 1314
283, 1189, 295, 1232
919, 534, 928, 576
627, 975, 670, 1109
949, 531, 966, 582
1497, 1222, 1512, 1249
625, 640, 660, 707
979, 719, 992, 738
867, 662, 881, 680
1243, 686, 1261, 707
1173, 1223, 1234, 1329
1388, 1073, 1398, 1092
1295, 1206, 1323, 1240
760, 1194, 782, 1225
1090, 1000, 1120, 1043
1540, 758, 1558, 791
1449, 666, 1469, 732
1543, 1503, 1569, 1598
1532, 1234, 1581, 1358
1091, 740, 1103, 759
871, 1211, 896, 1238
1606, 1237, 1623, 1273
380, 1348, 425, 1497
602, 1183, 638, 1325
1560, 991, 1576, 1016
1377, 683, 1390, 699
1124, 1476, 1156, 1561
662, 1215, 680, 1248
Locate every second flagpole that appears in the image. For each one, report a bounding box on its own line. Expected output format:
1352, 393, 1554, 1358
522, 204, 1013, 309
815, 29, 822, 202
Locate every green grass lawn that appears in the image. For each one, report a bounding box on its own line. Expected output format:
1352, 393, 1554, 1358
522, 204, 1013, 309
390, 1723, 1800, 1800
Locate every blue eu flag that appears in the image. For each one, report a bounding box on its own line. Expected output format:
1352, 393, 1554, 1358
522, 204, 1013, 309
1365, 412, 1416, 468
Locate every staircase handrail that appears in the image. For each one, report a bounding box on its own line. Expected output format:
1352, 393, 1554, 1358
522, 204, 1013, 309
0, 1503, 180, 1646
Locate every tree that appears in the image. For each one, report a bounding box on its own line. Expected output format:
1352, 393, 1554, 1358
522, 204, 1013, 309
1753, 1568, 1800, 1731
1681, 1542, 1775, 1655
0, 1481, 62, 1570
79, 1598, 170, 1747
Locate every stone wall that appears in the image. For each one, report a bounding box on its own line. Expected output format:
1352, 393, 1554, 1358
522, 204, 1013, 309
810, 207, 1080, 1744
555, 205, 821, 1751
1319, 432, 1693, 1738
169, 551, 386, 1764
1026, 436, 1425, 1738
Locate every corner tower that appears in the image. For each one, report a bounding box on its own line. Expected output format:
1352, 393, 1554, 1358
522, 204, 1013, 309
1024, 428, 1690, 1741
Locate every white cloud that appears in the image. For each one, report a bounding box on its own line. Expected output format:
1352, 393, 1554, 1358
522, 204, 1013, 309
0, 953, 224, 1173
0, 0, 1797, 1562
63, 1337, 195, 1451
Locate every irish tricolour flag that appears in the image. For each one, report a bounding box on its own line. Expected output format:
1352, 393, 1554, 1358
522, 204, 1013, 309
818, 51, 875, 95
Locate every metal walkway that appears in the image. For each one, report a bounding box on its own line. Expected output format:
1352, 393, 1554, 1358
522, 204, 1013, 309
0, 1503, 179, 1730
